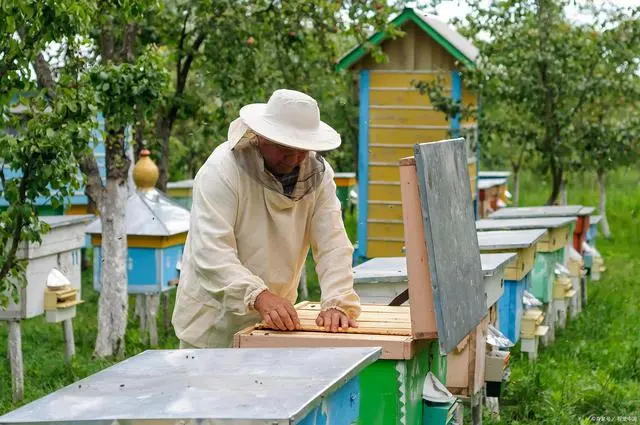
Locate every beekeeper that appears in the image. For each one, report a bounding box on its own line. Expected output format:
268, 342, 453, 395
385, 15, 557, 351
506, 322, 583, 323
172, 89, 361, 348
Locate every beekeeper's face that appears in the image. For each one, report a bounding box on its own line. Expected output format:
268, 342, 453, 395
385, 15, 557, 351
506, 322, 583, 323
257, 135, 309, 175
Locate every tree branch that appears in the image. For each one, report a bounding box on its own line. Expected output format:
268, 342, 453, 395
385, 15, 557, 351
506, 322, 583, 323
79, 152, 105, 210
120, 23, 137, 63
0, 166, 30, 282
34, 52, 56, 97
176, 8, 192, 79
100, 20, 115, 62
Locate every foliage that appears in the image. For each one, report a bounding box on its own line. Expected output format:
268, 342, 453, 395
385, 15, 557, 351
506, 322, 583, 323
135, 0, 411, 182
416, 0, 640, 204
0, 0, 96, 306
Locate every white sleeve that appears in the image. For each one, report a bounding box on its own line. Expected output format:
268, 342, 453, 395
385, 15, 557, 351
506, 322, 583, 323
188, 163, 268, 315
310, 166, 361, 319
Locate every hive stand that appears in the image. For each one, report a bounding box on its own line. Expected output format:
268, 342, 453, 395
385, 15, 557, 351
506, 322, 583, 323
1, 215, 93, 402
236, 138, 488, 425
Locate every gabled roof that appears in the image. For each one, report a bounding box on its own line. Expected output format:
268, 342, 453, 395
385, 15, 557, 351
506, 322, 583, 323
336, 7, 478, 71
85, 189, 190, 237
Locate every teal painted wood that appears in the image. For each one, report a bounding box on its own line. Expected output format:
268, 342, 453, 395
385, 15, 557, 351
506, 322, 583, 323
297, 377, 360, 425
356, 69, 370, 263
450, 71, 461, 137
497, 272, 530, 343
423, 401, 456, 425
530, 249, 563, 303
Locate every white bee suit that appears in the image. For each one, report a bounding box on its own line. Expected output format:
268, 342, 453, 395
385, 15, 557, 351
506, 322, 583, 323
172, 119, 361, 348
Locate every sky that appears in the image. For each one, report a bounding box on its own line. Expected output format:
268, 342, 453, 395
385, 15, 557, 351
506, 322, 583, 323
425, 0, 639, 24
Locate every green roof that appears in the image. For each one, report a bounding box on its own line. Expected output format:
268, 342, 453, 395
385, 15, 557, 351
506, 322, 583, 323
336, 8, 478, 71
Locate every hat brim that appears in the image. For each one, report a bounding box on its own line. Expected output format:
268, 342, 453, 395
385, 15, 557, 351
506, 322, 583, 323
239, 103, 341, 152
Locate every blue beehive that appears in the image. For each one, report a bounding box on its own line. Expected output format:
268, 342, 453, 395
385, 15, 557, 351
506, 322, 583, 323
498, 272, 531, 344
86, 150, 190, 294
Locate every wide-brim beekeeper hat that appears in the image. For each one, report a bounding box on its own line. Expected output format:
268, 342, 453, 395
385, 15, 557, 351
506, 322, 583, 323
236, 89, 341, 152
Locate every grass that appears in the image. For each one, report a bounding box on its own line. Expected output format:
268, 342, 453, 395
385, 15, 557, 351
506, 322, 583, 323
1, 168, 639, 422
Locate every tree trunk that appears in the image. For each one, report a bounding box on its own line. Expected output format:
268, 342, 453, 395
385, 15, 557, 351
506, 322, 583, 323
8, 319, 24, 402
94, 177, 129, 359
546, 167, 563, 205
512, 166, 520, 206
598, 171, 611, 238
560, 178, 568, 205
157, 116, 173, 192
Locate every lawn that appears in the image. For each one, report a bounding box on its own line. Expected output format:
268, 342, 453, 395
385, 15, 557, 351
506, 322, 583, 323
1, 168, 639, 422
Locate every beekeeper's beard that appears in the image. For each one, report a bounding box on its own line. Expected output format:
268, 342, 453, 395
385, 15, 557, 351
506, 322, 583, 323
231, 129, 326, 201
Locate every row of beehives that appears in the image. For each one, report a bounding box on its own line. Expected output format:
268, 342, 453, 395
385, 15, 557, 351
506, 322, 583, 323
2, 140, 607, 425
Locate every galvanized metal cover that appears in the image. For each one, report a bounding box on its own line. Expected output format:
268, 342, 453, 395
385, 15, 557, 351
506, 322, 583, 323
477, 229, 547, 250
354, 255, 513, 283
40, 214, 95, 229
489, 205, 590, 219
477, 178, 507, 190
167, 179, 194, 190
353, 257, 408, 284
414, 138, 486, 355
85, 189, 190, 236
480, 253, 517, 276
478, 171, 511, 179
476, 217, 575, 231
0, 348, 381, 425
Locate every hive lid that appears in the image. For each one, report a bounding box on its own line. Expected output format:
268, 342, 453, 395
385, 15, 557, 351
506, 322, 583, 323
0, 347, 381, 425
476, 216, 576, 231
85, 189, 190, 237
489, 205, 591, 219
477, 229, 547, 250
413, 138, 487, 355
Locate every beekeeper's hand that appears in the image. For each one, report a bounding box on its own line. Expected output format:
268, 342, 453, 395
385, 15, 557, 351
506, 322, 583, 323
316, 308, 359, 333
254, 290, 301, 331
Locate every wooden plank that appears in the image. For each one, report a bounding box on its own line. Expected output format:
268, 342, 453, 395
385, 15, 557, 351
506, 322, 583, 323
369, 108, 449, 126
254, 321, 411, 334
367, 239, 405, 258
368, 202, 404, 221
462, 89, 478, 106
368, 183, 401, 202
295, 310, 410, 323
369, 89, 433, 107
399, 158, 439, 339
369, 71, 451, 88
369, 145, 415, 163
537, 226, 570, 252
413, 139, 486, 354
368, 221, 405, 239
297, 303, 411, 314
370, 127, 450, 144
233, 328, 417, 360
369, 164, 400, 182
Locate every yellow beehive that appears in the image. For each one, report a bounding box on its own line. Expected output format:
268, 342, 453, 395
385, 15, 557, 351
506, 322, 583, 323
520, 309, 545, 339
337, 8, 479, 259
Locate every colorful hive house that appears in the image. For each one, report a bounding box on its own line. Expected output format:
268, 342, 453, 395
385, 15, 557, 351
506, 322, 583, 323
86, 150, 190, 295
336, 7, 480, 261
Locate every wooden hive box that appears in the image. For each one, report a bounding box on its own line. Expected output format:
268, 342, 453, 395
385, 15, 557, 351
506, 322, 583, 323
236, 139, 488, 424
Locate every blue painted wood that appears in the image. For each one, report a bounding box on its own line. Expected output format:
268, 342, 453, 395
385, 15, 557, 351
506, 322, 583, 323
497, 272, 531, 344
357, 69, 370, 262
93, 244, 182, 294
450, 70, 461, 138
297, 377, 360, 425
587, 223, 597, 246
